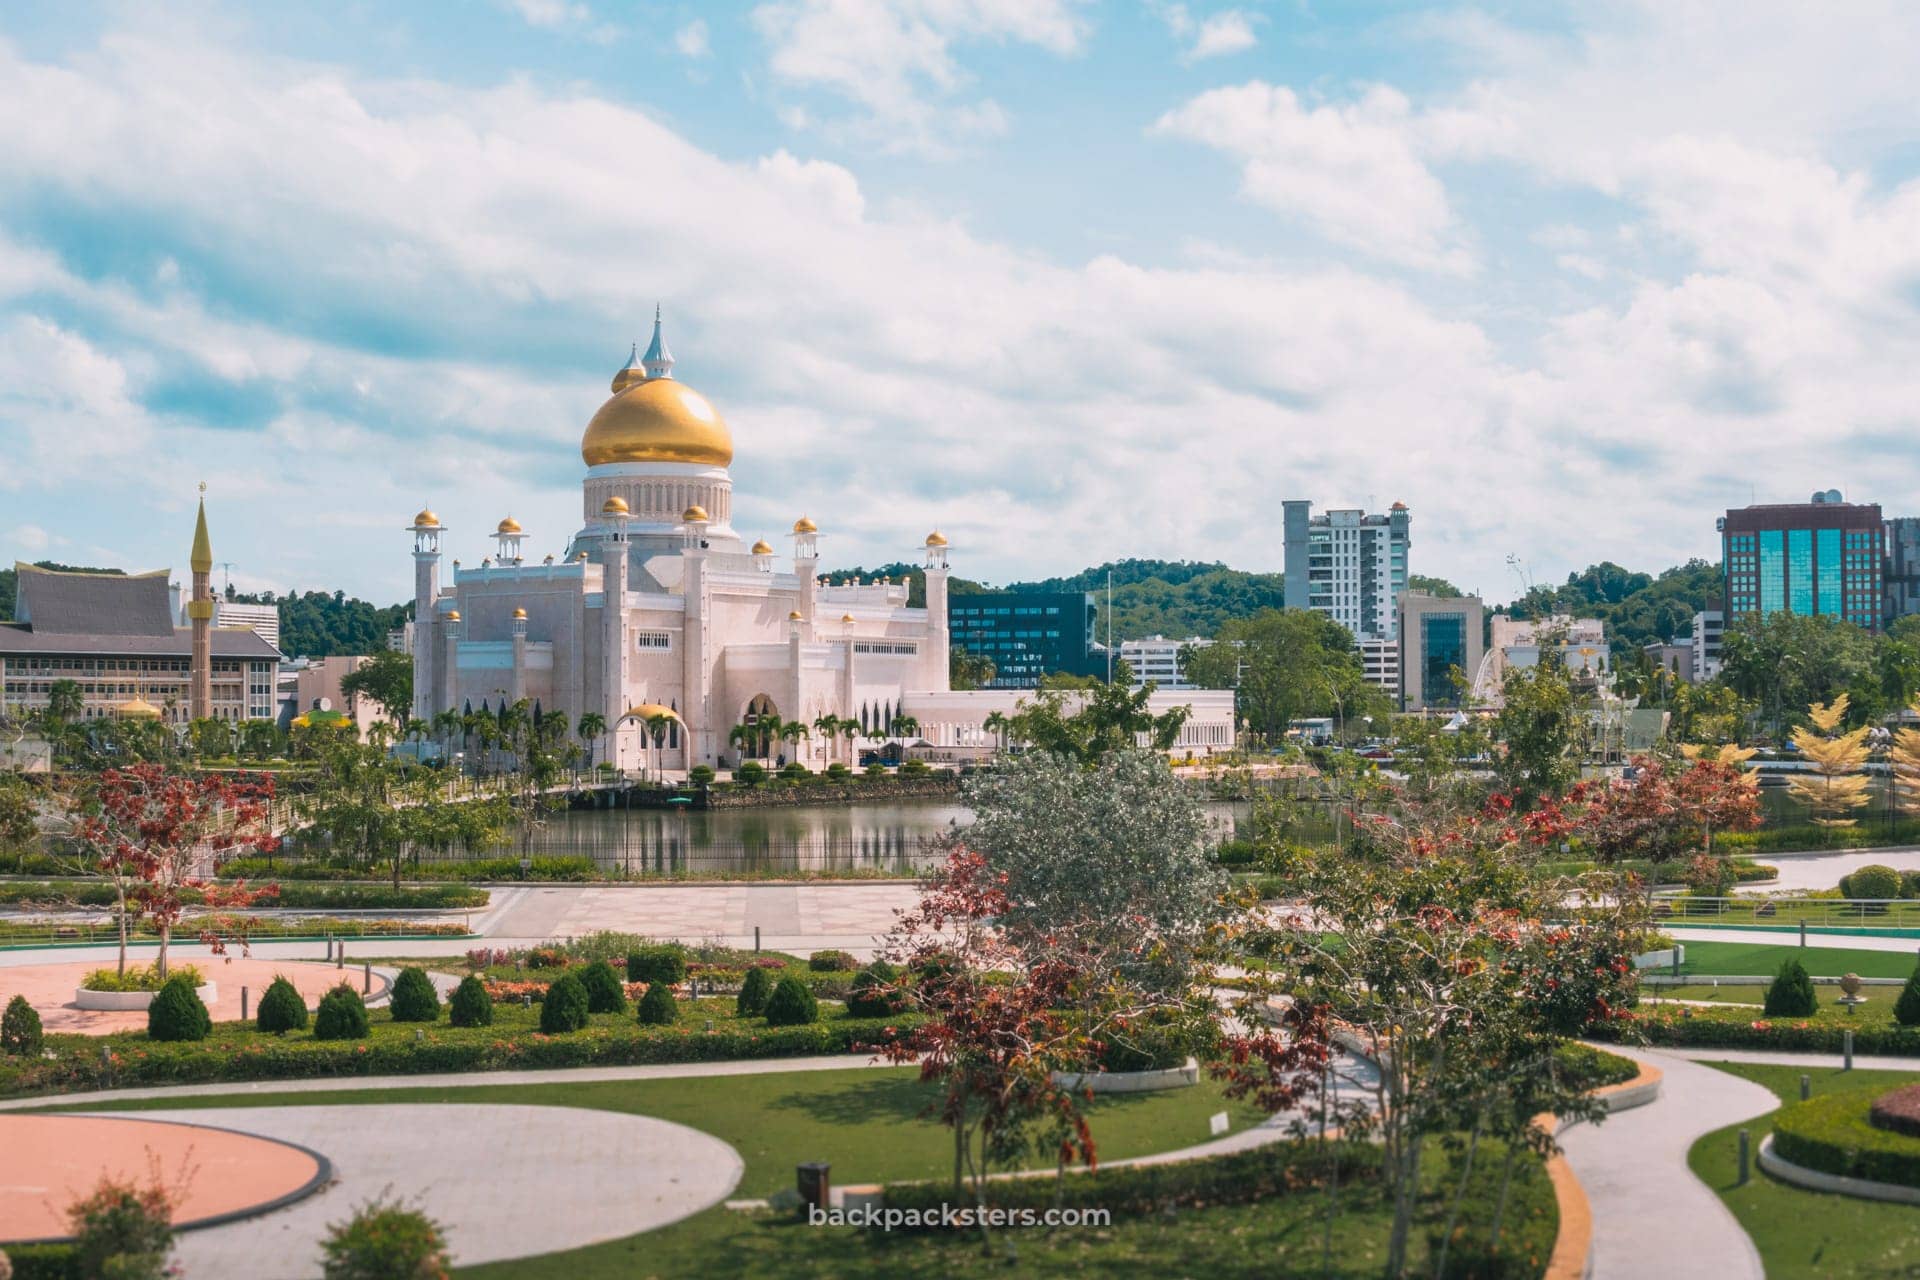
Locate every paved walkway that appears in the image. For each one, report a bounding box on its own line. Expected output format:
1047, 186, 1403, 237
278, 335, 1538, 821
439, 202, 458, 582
1737, 846, 1920, 894
127, 1104, 741, 1279
1665, 926, 1920, 953
1556, 1045, 1775, 1280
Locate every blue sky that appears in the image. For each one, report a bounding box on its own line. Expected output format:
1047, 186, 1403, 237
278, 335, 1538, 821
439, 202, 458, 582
3, 1, 1920, 609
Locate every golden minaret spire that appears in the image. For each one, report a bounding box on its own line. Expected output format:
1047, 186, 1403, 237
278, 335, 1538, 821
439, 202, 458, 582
187, 482, 214, 721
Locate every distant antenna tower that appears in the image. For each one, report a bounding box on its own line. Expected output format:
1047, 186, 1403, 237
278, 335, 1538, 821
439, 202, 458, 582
217, 562, 235, 593
1506, 554, 1535, 604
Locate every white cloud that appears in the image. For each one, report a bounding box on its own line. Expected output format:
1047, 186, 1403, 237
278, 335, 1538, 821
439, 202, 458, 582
1154, 82, 1473, 273
674, 19, 710, 59
751, 0, 1088, 155
1152, 4, 1257, 62
507, 0, 589, 29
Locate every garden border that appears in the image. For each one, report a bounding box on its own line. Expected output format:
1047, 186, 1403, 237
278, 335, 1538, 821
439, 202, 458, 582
1757, 1133, 1920, 1206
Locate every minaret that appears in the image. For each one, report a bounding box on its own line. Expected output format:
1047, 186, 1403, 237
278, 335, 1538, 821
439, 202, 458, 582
642, 304, 674, 379
923, 531, 951, 691
410, 507, 443, 724
187, 487, 214, 721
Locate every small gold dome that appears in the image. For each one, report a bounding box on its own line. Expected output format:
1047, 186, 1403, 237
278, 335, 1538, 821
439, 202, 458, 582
575, 549, 590, 560
113, 696, 163, 720
582, 378, 733, 467
681, 504, 710, 524
512, 607, 528, 619
792, 515, 818, 534
601, 495, 630, 515
497, 516, 523, 535
925, 530, 948, 547
841, 613, 855, 624
750, 539, 773, 555
624, 703, 683, 723
789, 610, 803, 620
447, 610, 461, 622
412, 507, 440, 528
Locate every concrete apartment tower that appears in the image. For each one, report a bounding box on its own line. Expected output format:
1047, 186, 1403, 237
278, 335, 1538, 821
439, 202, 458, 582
186, 489, 214, 720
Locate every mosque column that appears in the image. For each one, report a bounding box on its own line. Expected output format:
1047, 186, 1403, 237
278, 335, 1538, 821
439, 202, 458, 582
682, 544, 711, 763
922, 532, 951, 691
510, 608, 528, 704
410, 508, 443, 722
601, 499, 630, 759
442, 612, 461, 721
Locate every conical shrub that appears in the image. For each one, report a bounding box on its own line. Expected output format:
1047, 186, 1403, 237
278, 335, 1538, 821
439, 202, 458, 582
736, 966, 773, 1017
389, 967, 441, 1023
1764, 957, 1817, 1018
580, 960, 627, 1015
449, 974, 494, 1028
315, 984, 371, 1040
636, 980, 677, 1026
256, 976, 309, 1035
147, 973, 212, 1042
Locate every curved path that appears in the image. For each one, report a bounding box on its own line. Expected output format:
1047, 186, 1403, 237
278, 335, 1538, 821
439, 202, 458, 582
1556, 1045, 1776, 1280
112, 1103, 742, 1280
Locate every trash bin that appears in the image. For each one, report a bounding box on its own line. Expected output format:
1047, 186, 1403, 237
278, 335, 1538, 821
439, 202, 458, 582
796, 1161, 831, 1211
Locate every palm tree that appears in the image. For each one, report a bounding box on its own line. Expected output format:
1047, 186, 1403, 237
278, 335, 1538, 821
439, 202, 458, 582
813, 713, 843, 765
727, 721, 758, 765
431, 708, 462, 763
983, 709, 1010, 754
839, 717, 860, 764
888, 714, 921, 741
643, 712, 676, 782
777, 719, 807, 765
577, 711, 607, 773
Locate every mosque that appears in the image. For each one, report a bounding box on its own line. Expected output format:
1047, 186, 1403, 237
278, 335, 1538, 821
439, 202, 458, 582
407, 313, 1233, 771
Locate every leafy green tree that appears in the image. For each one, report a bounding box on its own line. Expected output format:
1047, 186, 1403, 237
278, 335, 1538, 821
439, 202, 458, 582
1002, 675, 1190, 761
1720, 611, 1879, 738
0, 771, 38, 868
576, 711, 606, 770
1490, 630, 1583, 806
1183, 608, 1378, 743
339, 650, 413, 728
949, 646, 996, 689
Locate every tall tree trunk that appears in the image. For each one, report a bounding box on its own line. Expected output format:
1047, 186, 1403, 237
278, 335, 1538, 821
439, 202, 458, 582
1488, 1143, 1519, 1254
1431, 1109, 1485, 1280
156, 920, 170, 981
115, 883, 129, 977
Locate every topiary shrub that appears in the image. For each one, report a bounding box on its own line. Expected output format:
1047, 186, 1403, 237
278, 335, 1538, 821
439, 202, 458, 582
763, 976, 818, 1027
387, 967, 440, 1023
864, 762, 888, 777
825, 761, 851, 781
627, 946, 688, 985
1764, 956, 1818, 1018
808, 950, 856, 973
314, 984, 371, 1041
736, 965, 773, 1017
1903, 871, 1920, 900
780, 761, 810, 781
256, 976, 309, 1035
320, 1194, 450, 1280
688, 764, 715, 786
900, 758, 930, 776
1897, 963, 1920, 1028
540, 972, 590, 1033
448, 974, 494, 1028
847, 964, 904, 1018
146, 974, 211, 1042
579, 960, 627, 1014
736, 760, 767, 786
1, 994, 43, 1057
636, 980, 678, 1026
1846, 864, 1902, 903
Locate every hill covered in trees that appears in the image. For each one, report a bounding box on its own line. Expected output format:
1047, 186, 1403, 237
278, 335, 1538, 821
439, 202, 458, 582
225, 588, 411, 658
1506, 559, 1721, 649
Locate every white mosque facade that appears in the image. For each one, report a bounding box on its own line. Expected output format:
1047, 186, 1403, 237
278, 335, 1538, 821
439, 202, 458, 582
406, 315, 1234, 771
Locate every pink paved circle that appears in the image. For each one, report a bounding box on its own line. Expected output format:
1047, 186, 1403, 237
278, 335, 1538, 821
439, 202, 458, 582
0, 1113, 327, 1244
0, 959, 380, 1036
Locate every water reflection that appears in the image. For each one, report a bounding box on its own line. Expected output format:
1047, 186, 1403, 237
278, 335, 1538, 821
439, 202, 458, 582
481, 799, 1250, 876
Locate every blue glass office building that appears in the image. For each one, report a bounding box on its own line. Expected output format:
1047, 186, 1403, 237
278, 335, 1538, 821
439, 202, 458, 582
1719, 491, 1884, 633
947, 592, 1100, 688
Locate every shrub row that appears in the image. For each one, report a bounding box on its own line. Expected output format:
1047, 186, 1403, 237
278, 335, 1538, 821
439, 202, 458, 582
0, 1013, 919, 1097
217, 855, 597, 882
0, 880, 487, 911
1600, 1011, 1920, 1055
882, 1138, 1376, 1226
1773, 1091, 1920, 1187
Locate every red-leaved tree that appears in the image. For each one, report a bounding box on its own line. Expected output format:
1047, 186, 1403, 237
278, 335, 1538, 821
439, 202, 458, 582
73, 764, 279, 978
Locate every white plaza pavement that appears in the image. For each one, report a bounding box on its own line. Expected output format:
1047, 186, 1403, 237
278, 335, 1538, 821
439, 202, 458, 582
1738, 845, 1920, 894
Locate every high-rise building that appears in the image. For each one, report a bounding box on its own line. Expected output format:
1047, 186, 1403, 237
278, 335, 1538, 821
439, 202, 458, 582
1691, 610, 1724, 682
1283, 499, 1411, 698
1886, 517, 1920, 627
1719, 490, 1884, 633
1398, 592, 1483, 711
945, 592, 1099, 689
1116, 635, 1209, 690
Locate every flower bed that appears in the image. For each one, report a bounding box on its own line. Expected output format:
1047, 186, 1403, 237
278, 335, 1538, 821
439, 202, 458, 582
1870, 1083, 1920, 1138
0, 1000, 922, 1098
1772, 1090, 1920, 1188
1595, 1005, 1920, 1054
79, 963, 205, 993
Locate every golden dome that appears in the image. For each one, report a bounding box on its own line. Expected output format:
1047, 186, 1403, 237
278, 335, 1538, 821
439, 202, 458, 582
601, 495, 630, 515
447, 610, 461, 622
681, 504, 710, 523
789, 610, 803, 620
113, 696, 162, 720
412, 507, 440, 529
512, 607, 527, 619
750, 539, 774, 555
581, 378, 732, 467
792, 515, 818, 534
925, 530, 948, 547
497, 516, 523, 535
624, 703, 683, 723
841, 613, 855, 624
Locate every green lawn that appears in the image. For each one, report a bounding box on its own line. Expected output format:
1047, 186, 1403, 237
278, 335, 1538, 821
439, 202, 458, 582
1669, 941, 1920, 980
73, 1067, 1558, 1279
1642, 984, 1902, 1014
1691, 1061, 1920, 1279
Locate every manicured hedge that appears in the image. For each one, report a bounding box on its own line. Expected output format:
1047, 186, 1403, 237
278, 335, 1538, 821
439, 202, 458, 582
1600, 1009, 1920, 1054
0, 880, 487, 910
3, 1242, 82, 1279
1773, 1091, 1920, 1187
219, 855, 597, 882
1554, 1042, 1639, 1089
883, 1138, 1375, 1225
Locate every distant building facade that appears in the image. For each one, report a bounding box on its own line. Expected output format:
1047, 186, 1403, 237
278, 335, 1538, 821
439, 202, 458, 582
1398, 592, 1484, 711
947, 592, 1099, 689
1691, 610, 1724, 682
1643, 642, 1693, 685
1283, 499, 1411, 700
1719, 490, 1884, 634
1887, 516, 1920, 627
1471, 614, 1609, 705
1116, 635, 1209, 690
0, 506, 280, 726
277, 655, 386, 739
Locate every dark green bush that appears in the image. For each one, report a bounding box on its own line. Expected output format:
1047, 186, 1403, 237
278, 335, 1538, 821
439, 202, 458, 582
900, 759, 931, 776
146, 975, 212, 1042
2, 993, 44, 1056
1897, 964, 1920, 1028
780, 762, 810, 781
824, 762, 851, 780
539, 973, 590, 1033
1903, 870, 1920, 900
2, 1242, 82, 1279
256, 976, 309, 1035
314, 984, 371, 1041
448, 974, 494, 1028
808, 950, 856, 973
636, 981, 678, 1026
1764, 957, 1817, 1017
688, 764, 716, 786
736, 966, 773, 1017
1844, 864, 1902, 900
579, 960, 627, 1014
864, 762, 888, 777
68, 1175, 174, 1280
1774, 1092, 1920, 1187
763, 976, 818, 1027
736, 761, 767, 786
626, 946, 687, 985
846, 964, 904, 1019
388, 968, 441, 1023
319, 1195, 450, 1280
1553, 1042, 1640, 1089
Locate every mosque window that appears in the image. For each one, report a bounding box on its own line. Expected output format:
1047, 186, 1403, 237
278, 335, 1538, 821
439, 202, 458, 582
634, 631, 673, 651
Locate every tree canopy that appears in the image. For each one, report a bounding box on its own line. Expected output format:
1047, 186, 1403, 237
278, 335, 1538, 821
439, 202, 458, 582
1182, 607, 1390, 741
